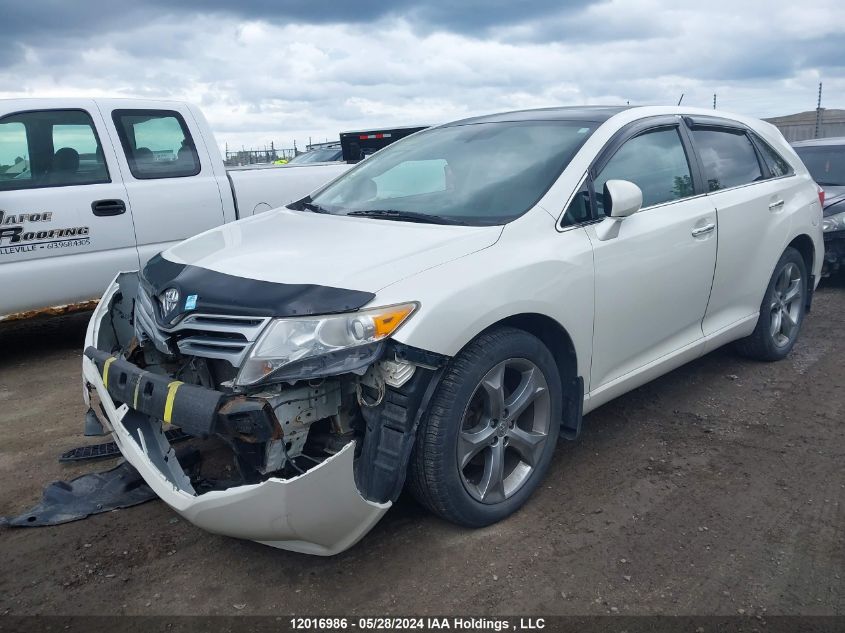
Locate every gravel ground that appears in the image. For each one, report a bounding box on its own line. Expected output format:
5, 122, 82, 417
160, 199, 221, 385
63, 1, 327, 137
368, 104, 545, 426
0, 280, 842, 617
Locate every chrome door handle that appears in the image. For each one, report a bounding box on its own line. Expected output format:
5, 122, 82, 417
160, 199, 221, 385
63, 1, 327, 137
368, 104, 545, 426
691, 223, 716, 237
768, 199, 785, 210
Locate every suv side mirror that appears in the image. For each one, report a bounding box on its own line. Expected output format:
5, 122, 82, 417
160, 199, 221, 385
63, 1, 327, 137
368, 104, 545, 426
604, 180, 643, 218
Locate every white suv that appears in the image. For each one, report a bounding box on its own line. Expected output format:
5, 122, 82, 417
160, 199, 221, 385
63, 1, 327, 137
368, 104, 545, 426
82, 106, 823, 555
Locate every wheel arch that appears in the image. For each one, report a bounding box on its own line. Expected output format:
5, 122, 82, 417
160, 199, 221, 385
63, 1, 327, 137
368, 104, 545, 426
786, 233, 815, 277
484, 312, 578, 383
478, 312, 584, 440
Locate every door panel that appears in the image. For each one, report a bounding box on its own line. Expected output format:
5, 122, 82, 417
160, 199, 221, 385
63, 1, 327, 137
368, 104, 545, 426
96, 101, 225, 268
701, 179, 800, 337
587, 196, 718, 389
584, 124, 717, 392
0, 102, 139, 317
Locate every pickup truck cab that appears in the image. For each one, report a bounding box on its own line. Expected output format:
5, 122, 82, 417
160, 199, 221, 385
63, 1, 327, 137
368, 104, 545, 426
0, 98, 351, 321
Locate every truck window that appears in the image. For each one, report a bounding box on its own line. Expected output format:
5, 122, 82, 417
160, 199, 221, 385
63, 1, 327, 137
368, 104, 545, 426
0, 110, 110, 191
112, 109, 200, 179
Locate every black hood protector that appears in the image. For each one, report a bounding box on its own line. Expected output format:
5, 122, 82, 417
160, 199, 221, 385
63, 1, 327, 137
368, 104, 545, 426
141, 253, 376, 321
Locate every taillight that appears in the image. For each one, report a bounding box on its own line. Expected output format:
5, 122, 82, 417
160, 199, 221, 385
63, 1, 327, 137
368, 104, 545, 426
818, 185, 825, 207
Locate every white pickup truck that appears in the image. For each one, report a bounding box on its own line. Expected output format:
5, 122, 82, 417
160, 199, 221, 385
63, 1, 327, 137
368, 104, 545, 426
0, 98, 353, 321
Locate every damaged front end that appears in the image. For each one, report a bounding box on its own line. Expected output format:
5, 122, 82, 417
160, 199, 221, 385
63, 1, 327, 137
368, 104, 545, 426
81, 269, 445, 555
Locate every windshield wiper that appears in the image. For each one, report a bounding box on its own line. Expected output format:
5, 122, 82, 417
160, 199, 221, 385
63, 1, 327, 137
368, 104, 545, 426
346, 209, 467, 225
302, 201, 331, 214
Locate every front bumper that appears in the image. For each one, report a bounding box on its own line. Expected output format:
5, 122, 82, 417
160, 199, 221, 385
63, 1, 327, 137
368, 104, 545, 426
82, 278, 389, 556
823, 232, 845, 275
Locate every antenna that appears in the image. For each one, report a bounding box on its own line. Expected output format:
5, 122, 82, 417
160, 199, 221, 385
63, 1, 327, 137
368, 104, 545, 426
677, 93, 684, 106
713, 94, 717, 109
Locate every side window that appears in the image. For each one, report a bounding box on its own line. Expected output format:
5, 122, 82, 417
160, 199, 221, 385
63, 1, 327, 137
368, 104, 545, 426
562, 185, 592, 227
112, 110, 200, 179
0, 110, 109, 191
752, 134, 793, 178
691, 128, 763, 191
594, 128, 693, 214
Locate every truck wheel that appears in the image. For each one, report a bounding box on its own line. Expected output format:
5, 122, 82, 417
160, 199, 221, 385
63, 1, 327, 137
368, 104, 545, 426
735, 247, 807, 361
409, 327, 562, 527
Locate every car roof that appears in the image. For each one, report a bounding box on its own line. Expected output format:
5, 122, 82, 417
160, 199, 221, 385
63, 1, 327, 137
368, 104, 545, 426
443, 105, 633, 127
791, 136, 845, 148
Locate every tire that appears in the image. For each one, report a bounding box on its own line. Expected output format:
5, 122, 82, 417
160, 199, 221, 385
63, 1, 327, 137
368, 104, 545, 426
735, 247, 808, 361
408, 327, 562, 527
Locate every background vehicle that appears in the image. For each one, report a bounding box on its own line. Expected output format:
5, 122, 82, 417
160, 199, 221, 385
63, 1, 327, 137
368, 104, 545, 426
0, 98, 353, 322
82, 106, 823, 555
340, 125, 428, 162
792, 137, 845, 275
287, 144, 343, 164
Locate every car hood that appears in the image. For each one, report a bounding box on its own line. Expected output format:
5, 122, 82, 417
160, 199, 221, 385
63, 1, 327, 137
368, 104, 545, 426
162, 208, 503, 294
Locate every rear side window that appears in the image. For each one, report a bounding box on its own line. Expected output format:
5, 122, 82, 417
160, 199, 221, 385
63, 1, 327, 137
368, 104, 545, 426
793, 145, 845, 187
0, 110, 109, 191
753, 134, 792, 178
594, 127, 694, 213
691, 128, 763, 191
112, 110, 200, 179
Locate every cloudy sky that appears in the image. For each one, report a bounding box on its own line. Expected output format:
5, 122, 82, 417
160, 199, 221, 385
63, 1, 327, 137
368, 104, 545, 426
1, 0, 843, 153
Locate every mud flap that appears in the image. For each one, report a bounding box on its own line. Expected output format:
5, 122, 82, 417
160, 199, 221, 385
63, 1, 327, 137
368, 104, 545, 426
560, 376, 584, 441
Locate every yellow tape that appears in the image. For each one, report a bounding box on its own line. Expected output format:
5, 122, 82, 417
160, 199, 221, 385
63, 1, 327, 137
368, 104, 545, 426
133, 376, 141, 410
102, 357, 116, 388
163, 381, 183, 425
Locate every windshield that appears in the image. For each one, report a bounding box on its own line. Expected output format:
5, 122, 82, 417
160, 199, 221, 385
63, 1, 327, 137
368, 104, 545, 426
794, 145, 845, 186
289, 148, 342, 164
307, 120, 597, 225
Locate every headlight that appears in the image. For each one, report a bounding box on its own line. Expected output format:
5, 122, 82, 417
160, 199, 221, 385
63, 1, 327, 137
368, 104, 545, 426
236, 302, 418, 386
822, 210, 845, 233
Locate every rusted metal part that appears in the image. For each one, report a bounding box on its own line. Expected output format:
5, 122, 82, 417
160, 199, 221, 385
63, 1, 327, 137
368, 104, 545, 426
217, 395, 283, 443
0, 299, 100, 323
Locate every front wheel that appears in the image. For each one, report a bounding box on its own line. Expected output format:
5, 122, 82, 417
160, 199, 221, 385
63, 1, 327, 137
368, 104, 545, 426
736, 247, 807, 361
408, 327, 562, 527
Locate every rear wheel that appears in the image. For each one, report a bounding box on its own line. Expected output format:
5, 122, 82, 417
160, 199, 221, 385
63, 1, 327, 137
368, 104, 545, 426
735, 247, 807, 361
409, 327, 562, 527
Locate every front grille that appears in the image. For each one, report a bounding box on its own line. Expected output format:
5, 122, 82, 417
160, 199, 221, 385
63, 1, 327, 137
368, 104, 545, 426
133, 288, 270, 367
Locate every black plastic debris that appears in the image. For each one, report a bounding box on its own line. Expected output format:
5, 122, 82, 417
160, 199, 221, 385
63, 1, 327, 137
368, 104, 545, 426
1, 461, 157, 527
59, 428, 191, 463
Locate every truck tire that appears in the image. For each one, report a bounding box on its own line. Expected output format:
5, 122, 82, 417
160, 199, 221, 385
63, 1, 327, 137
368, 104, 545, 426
735, 247, 807, 361
408, 327, 562, 527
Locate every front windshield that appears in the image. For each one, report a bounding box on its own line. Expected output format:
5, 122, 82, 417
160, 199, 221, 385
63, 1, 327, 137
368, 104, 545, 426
794, 145, 845, 186
307, 120, 597, 225
289, 148, 341, 164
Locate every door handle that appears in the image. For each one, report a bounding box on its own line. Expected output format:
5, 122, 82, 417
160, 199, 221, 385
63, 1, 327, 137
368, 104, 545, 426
91, 199, 126, 216
768, 199, 785, 211
691, 223, 716, 237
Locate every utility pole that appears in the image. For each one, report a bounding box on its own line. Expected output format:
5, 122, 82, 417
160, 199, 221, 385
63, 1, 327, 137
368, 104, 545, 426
814, 82, 823, 139
713, 94, 717, 109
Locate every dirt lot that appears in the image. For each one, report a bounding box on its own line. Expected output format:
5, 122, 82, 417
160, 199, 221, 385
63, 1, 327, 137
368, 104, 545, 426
0, 282, 842, 617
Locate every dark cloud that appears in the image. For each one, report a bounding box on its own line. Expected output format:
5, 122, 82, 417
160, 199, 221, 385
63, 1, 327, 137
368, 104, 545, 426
0, 0, 596, 42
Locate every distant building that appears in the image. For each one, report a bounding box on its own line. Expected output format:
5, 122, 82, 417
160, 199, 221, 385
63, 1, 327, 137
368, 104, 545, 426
764, 109, 845, 142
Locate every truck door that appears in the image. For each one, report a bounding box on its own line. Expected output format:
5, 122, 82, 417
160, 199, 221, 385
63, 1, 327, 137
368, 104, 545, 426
98, 102, 227, 266
0, 102, 139, 318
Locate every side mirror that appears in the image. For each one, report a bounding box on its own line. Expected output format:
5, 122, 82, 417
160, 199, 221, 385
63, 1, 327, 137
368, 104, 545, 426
603, 179, 643, 218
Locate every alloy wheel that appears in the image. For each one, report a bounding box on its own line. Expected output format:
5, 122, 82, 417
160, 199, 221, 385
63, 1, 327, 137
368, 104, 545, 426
769, 262, 803, 348
456, 358, 552, 504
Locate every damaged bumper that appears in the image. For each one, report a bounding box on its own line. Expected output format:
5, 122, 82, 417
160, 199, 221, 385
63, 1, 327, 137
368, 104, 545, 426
82, 276, 389, 555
